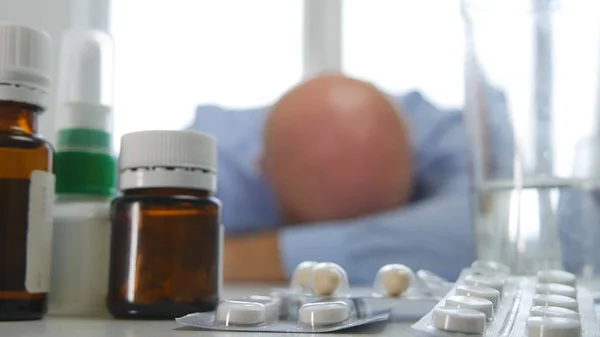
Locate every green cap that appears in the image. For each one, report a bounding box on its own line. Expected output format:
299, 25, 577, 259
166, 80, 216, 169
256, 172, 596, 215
54, 128, 116, 197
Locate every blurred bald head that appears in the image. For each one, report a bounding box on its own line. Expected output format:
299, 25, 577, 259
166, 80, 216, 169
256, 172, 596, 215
262, 74, 413, 224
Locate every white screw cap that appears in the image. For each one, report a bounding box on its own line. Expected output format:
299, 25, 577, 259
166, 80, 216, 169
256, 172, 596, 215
0, 22, 52, 108
119, 130, 217, 191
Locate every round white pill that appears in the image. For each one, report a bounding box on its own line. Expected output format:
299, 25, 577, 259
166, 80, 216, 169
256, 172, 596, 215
377, 264, 413, 297
311, 263, 347, 296
215, 301, 266, 326
464, 274, 504, 294
247, 295, 273, 303
526, 316, 581, 337
291, 261, 318, 291
530, 306, 580, 321
432, 306, 486, 334
533, 294, 579, 312
298, 301, 350, 327
471, 260, 510, 274
446, 295, 494, 319
537, 270, 577, 287
456, 284, 501, 307
536, 283, 577, 299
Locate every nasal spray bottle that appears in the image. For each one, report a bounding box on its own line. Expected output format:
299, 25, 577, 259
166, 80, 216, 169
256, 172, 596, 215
48, 30, 116, 316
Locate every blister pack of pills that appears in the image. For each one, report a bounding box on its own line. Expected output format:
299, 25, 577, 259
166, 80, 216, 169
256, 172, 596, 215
175, 295, 388, 333
271, 261, 453, 321
411, 260, 600, 337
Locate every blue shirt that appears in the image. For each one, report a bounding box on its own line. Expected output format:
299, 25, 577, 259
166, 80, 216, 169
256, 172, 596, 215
188, 92, 476, 283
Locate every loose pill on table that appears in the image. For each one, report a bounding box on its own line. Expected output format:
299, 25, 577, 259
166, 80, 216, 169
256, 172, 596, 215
464, 274, 504, 294
291, 261, 318, 291
536, 270, 577, 287
215, 300, 267, 326
455, 284, 501, 307
530, 306, 580, 321
432, 306, 486, 334
536, 283, 577, 299
298, 301, 350, 327
310, 262, 348, 296
532, 294, 579, 312
376, 264, 413, 297
445, 295, 494, 319
526, 316, 581, 337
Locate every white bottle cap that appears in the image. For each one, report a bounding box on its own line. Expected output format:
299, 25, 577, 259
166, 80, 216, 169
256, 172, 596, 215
464, 274, 504, 294
526, 316, 581, 337
530, 306, 580, 321
119, 130, 217, 191
0, 22, 52, 108
445, 295, 494, 320
532, 294, 579, 312
432, 306, 486, 334
537, 270, 577, 287
536, 283, 577, 299
56, 30, 113, 132
215, 301, 266, 326
299, 301, 350, 327
455, 284, 501, 307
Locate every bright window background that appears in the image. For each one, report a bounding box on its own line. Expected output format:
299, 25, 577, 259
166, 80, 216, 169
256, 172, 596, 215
342, 0, 465, 109
110, 0, 303, 151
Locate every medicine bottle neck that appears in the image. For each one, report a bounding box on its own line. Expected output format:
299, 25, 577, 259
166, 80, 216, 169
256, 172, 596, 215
123, 187, 211, 199
0, 101, 41, 136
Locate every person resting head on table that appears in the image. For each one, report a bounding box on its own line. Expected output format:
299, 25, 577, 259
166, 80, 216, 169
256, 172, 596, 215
261, 75, 413, 225
188, 73, 475, 284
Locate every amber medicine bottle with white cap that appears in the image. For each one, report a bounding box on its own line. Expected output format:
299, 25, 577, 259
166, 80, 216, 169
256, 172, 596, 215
0, 23, 55, 321
107, 130, 222, 319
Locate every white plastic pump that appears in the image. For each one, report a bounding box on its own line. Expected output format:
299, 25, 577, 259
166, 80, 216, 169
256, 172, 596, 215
55, 29, 114, 138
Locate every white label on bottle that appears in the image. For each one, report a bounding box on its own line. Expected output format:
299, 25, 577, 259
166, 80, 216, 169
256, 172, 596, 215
25, 171, 55, 293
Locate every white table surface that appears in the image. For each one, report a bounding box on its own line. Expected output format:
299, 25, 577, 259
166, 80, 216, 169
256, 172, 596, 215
2, 284, 598, 337
1, 284, 413, 337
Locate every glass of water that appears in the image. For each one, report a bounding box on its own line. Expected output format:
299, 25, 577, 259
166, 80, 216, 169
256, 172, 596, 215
462, 0, 600, 279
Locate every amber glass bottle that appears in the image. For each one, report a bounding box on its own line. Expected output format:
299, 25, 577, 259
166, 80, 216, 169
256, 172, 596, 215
107, 130, 221, 319
0, 24, 55, 321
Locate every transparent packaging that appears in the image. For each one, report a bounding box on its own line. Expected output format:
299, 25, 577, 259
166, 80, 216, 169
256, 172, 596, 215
272, 261, 451, 322
308, 262, 350, 297
411, 262, 599, 337
372, 264, 415, 298
289, 261, 318, 294
214, 300, 279, 327
177, 297, 387, 333
463, 0, 600, 280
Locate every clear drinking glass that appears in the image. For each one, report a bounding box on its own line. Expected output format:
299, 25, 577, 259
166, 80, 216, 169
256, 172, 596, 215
462, 0, 600, 280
